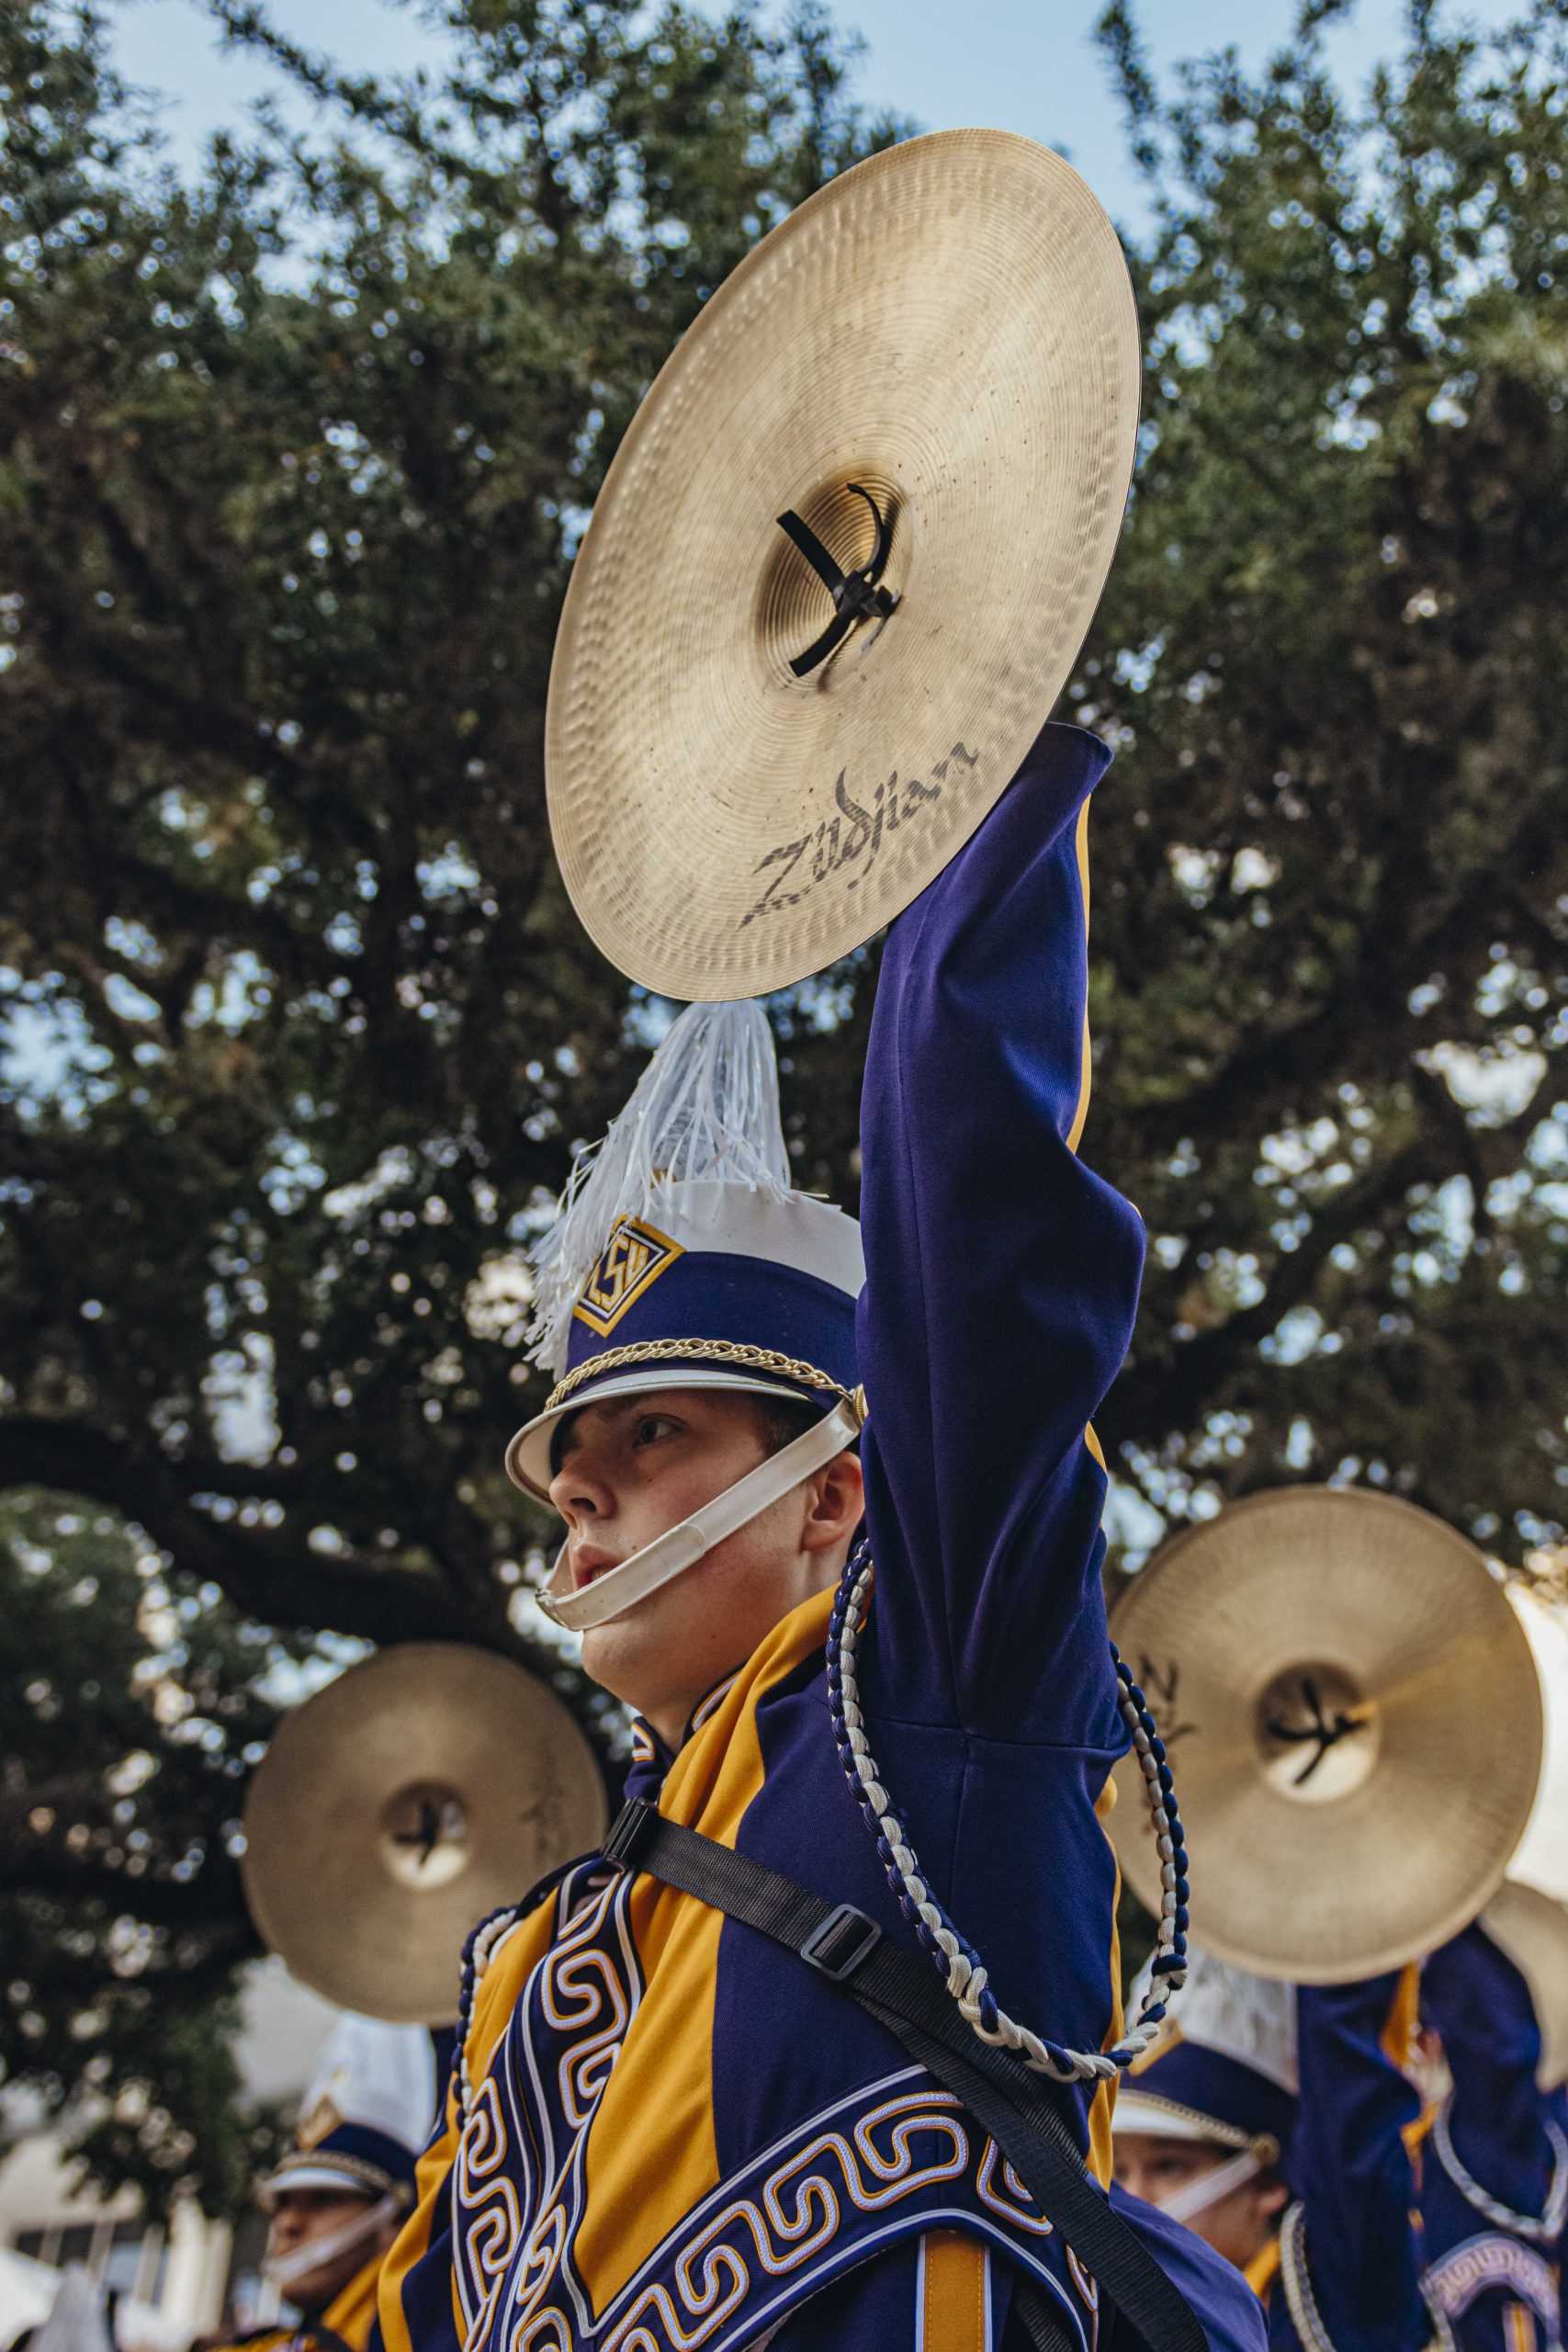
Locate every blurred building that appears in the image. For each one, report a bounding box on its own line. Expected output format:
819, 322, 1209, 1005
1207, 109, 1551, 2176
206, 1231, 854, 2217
0, 1964, 340, 2351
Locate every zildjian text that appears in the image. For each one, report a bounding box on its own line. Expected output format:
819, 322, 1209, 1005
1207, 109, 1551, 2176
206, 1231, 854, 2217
739, 742, 979, 930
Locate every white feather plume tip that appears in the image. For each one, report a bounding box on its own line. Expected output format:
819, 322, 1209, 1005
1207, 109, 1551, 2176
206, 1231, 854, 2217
1128, 1946, 1299, 2094
525, 1001, 795, 1375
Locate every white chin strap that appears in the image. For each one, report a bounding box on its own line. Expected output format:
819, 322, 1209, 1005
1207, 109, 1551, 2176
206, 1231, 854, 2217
1157, 2140, 1273, 2226
265, 2191, 403, 2290
538, 1393, 864, 1633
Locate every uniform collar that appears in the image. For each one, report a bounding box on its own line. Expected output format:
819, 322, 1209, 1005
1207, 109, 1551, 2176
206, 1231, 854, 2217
624, 1667, 744, 1800
1244, 2237, 1280, 2302
300, 2248, 384, 2352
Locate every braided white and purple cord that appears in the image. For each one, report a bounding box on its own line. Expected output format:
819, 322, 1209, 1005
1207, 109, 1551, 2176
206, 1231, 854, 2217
826, 1538, 1190, 2085
1433, 2096, 1568, 2245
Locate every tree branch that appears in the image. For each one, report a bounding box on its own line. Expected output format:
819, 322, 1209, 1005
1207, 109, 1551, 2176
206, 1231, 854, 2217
1120, 771, 1568, 1153
0, 1416, 481, 1645
0, 1841, 257, 1933
1104, 1131, 1438, 1450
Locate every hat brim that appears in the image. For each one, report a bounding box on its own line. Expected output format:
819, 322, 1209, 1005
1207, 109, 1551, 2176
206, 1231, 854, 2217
260, 2161, 385, 2206
505, 1369, 831, 1500
1111, 2092, 1250, 2152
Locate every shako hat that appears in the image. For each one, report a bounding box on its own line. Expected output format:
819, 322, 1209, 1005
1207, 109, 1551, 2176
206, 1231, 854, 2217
264, 2012, 437, 2209
506, 1001, 862, 1497
505, 1001, 863, 1631
1116, 1946, 1298, 2160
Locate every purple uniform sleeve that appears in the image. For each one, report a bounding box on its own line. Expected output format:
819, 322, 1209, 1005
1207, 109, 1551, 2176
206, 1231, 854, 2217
856, 720, 1145, 1743
1422, 1922, 1556, 2215
1270, 1976, 1429, 2352
1416, 1926, 1563, 2351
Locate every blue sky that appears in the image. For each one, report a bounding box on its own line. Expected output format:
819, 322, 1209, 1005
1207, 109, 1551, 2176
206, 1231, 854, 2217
109, 0, 1523, 232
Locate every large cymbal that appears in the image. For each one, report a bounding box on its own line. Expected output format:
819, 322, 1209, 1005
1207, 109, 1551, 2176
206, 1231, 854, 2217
547, 129, 1139, 999
1481, 1880, 1568, 2091
1110, 1488, 1543, 1984
242, 1645, 605, 2024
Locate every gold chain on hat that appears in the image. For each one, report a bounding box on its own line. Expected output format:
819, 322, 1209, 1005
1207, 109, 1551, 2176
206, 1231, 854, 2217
546, 1339, 863, 1419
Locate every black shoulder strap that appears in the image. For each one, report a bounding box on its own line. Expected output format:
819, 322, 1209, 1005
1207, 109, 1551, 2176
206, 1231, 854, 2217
299, 2327, 359, 2352
604, 1800, 1208, 2352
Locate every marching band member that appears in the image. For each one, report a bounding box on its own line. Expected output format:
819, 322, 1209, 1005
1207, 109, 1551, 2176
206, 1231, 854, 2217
1113, 1951, 1295, 2296
1099, 1471, 1551, 2348
378, 724, 1262, 2348
218, 2018, 435, 2352
1417, 1923, 1565, 2351
1115, 1950, 1443, 2352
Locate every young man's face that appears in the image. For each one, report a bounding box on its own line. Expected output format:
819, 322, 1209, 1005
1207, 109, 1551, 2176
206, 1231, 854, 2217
1112, 2132, 1285, 2272
265, 2186, 387, 2315
548, 1386, 862, 1743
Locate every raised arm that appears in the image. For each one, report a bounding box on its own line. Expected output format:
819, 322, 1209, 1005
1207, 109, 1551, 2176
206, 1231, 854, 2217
856, 719, 1145, 1740
1271, 1974, 1429, 2352
1420, 1921, 1557, 2215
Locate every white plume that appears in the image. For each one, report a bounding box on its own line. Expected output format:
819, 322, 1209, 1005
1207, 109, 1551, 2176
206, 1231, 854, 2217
1129, 1945, 1299, 2093
526, 1001, 794, 1375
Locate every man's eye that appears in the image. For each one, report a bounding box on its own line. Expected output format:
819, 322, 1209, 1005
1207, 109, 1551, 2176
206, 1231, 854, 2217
634, 1415, 679, 1445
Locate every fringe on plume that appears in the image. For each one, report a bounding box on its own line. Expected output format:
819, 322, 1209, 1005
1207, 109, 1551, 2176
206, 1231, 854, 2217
525, 1001, 794, 1375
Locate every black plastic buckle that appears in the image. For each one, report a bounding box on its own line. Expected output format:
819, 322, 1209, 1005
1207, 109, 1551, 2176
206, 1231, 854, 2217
799, 1902, 882, 1982
603, 1798, 654, 1872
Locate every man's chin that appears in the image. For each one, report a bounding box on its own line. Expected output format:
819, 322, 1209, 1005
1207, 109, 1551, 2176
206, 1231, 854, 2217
581, 1617, 644, 1690
282, 2270, 341, 2317
580, 1616, 679, 1723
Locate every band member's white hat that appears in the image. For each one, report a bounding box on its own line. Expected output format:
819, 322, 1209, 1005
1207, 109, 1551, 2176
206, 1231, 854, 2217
503, 1002, 864, 1632
263, 2013, 437, 2208
1115, 1947, 1298, 2155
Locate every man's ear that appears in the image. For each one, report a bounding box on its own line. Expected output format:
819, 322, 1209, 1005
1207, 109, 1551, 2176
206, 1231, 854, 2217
1258, 2177, 1289, 2222
800, 1448, 865, 1553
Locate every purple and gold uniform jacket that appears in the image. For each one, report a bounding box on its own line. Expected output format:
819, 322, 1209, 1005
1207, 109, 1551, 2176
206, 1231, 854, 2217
1418, 1928, 1563, 2352
379, 726, 1263, 2352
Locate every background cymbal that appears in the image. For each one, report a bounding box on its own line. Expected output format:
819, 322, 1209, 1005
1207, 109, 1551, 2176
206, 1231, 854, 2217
1481, 1879, 1568, 2091
547, 129, 1140, 999
241, 1645, 605, 2024
1505, 1581, 1568, 1905
1110, 1487, 1543, 1984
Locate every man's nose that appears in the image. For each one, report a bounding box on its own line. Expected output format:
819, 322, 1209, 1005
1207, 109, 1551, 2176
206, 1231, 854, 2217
548, 1455, 612, 1521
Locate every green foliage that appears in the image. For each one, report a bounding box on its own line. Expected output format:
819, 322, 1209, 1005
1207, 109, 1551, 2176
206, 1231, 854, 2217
3, 0, 1566, 2201
0, 0, 903, 2209
1080, 0, 1568, 1549
0, 1488, 291, 2210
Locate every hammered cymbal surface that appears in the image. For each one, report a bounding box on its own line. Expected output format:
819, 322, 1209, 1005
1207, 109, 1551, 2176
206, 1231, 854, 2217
547, 129, 1140, 998
241, 1644, 604, 2024
1110, 1487, 1543, 1984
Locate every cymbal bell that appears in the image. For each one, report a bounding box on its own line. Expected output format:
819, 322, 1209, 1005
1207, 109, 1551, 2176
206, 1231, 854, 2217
1481, 1879, 1568, 2091
242, 1645, 605, 2024
547, 129, 1140, 1000
1110, 1487, 1543, 1984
